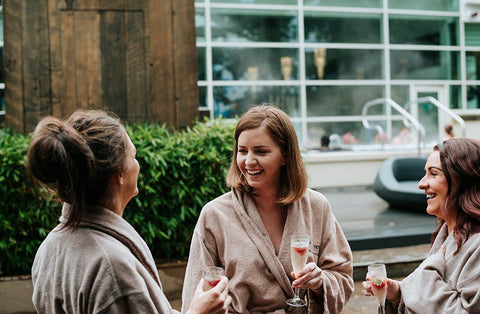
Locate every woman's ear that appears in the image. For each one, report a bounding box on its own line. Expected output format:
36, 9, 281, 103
110, 172, 124, 186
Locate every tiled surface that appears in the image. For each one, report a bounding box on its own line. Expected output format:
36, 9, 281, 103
320, 186, 437, 248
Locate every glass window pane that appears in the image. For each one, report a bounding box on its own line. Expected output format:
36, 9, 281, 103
304, 12, 382, 43
199, 86, 207, 108
198, 47, 206, 81
306, 121, 380, 149
390, 50, 459, 80
211, 0, 297, 4
465, 23, 480, 46
304, 0, 381, 8
196, 8, 205, 42
292, 122, 303, 149
450, 85, 461, 109
467, 85, 480, 109
305, 48, 383, 80
388, 0, 458, 11
391, 85, 410, 106
213, 48, 298, 80
213, 85, 300, 118
211, 9, 298, 42
306, 85, 384, 116
389, 15, 458, 46
466, 52, 480, 80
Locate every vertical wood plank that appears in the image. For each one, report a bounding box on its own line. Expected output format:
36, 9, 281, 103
22, 0, 51, 133
74, 11, 92, 110
146, 0, 175, 124
85, 12, 102, 110
101, 11, 127, 119
49, 0, 65, 118
4, 0, 24, 132
125, 11, 147, 122
60, 11, 77, 117
173, 0, 198, 128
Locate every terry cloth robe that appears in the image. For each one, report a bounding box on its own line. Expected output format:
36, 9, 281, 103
182, 188, 354, 314
32, 203, 178, 314
385, 223, 480, 313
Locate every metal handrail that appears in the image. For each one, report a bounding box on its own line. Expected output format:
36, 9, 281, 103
403, 96, 466, 137
362, 97, 426, 154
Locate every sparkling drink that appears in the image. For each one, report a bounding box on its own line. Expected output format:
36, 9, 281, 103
202, 266, 223, 291
291, 240, 309, 273
372, 279, 387, 305
287, 234, 310, 307
367, 263, 387, 314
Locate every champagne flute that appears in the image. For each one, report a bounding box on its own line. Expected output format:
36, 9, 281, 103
202, 266, 223, 291
286, 234, 310, 307
367, 263, 387, 314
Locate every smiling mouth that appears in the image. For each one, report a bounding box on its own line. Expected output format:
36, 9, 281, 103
246, 169, 263, 176
426, 194, 437, 200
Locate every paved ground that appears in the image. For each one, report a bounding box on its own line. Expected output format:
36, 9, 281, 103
321, 186, 436, 250
0, 187, 434, 313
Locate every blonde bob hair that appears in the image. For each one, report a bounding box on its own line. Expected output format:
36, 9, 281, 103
226, 104, 308, 204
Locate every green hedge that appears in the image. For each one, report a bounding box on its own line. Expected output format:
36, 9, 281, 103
0, 118, 235, 276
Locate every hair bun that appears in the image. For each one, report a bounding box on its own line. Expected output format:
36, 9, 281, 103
28, 117, 94, 187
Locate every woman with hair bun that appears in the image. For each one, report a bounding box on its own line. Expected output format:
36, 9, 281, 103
28, 109, 231, 314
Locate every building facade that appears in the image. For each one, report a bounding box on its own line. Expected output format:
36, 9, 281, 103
195, 0, 480, 149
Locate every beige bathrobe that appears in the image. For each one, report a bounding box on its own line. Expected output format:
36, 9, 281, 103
182, 188, 354, 314
32, 203, 178, 314
386, 224, 480, 313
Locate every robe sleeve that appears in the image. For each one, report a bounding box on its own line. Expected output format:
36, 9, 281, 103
309, 209, 354, 314
181, 224, 218, 313
398, 250, 480, 313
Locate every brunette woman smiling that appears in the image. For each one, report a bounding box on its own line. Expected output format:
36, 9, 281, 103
363, 138, 480, 313
182, 105, 353, 313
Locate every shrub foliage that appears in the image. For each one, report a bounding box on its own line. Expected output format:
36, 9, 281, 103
0, 118, 235, 276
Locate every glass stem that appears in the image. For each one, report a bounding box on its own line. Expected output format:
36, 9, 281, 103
378, 304, 385, 314
294, 287, 300, 299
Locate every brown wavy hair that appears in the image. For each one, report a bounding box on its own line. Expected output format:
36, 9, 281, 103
226, 104, 308, 204
27, 110, 128, 230
432, 138, 480, 252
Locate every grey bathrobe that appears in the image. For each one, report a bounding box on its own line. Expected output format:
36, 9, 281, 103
387, 223, 480, 313
32, 203, 178, 314
182, 188, 354, 314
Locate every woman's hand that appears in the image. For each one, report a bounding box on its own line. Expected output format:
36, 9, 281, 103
362, 277, 401, 301
291, 262, 324, 291
186, 276, 232, 314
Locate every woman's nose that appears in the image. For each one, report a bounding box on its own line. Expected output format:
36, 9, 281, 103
245, 153, 256, 165
418, 175, 427, 190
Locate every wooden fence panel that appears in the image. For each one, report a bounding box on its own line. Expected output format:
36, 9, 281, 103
4, 0, 198, 133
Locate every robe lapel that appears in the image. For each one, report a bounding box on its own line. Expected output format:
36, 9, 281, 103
232, 189, 294, 296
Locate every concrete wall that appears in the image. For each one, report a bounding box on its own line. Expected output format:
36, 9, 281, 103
304, 149, 431, 189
